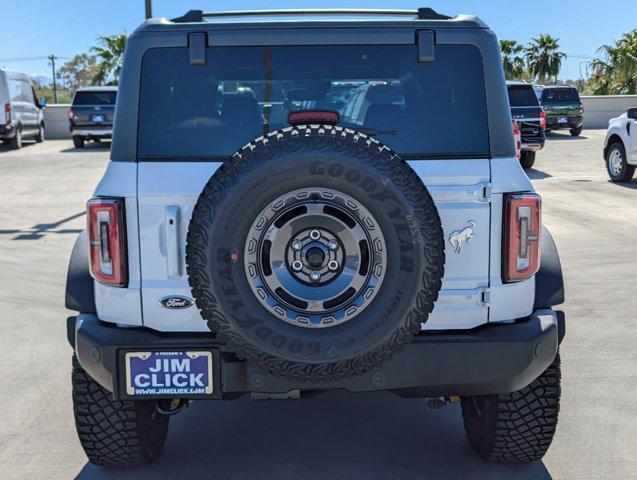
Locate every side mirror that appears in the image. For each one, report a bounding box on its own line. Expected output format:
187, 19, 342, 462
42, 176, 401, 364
40, 98, 46, 108
628, 108, 637, 120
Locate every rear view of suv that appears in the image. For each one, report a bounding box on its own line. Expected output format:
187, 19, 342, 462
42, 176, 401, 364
69, 86, 117, 148
66, 8, 565, 468
0, 69, 45, 149
535, 85, 584, 136
507, 81, 546, 169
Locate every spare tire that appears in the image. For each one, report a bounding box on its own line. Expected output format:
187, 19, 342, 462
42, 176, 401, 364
186, 125, 444, 382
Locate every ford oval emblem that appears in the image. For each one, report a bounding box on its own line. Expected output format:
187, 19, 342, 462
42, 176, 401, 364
159, 296, 194, 309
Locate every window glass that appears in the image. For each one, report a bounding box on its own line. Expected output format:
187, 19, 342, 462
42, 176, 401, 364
73, 91, 117, 105
541, 88, 580, 103
138, 44, 489, 158
507, 85, 540, 107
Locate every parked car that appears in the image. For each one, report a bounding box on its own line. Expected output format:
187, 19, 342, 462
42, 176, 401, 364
603, 107, 637, 182
68, 86, 117, 148
507, 81, 545, 169
66, 8, 565, 468
534, 85, 584, 136
0, 69, 45, 149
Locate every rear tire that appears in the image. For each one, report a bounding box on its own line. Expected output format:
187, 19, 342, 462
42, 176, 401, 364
520, 151, 536, 169
605, 142, 635, 182
73, 136, 85, 149
569, 126, 582, 136
10, 127, 22, 149
461, 354, 561, 463
72, 356, 169, 467
35, 124, 45, 142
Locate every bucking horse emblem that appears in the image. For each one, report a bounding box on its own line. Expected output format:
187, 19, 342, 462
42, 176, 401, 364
449, 221, 476, 253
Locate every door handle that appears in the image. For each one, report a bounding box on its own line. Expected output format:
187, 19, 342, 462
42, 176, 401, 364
165, 206, 181, 278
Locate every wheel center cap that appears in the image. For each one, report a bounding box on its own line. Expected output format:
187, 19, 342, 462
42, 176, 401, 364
305, 246, 325, 268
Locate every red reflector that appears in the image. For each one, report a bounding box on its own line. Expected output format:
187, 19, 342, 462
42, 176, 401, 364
288, 110, 340, 125
87, 198, 127, 286
503, 194, 541, 282
579, 105, 584, 116
4, 103, 10, 125
512, 120, 522, 159
67, 107, 74, 121
539, 109, 547, 129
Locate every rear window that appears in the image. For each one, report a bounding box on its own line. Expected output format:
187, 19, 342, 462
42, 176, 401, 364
73, 91, 117, 106
541, 88, 580, 103
138, 44, 489, 159
507, 85, 540, 107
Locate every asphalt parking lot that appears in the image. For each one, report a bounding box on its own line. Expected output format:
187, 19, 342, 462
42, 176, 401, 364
0, 131, 635, 480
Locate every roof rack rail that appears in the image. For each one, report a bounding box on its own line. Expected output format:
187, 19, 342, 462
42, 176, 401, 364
170, 8, 451, 23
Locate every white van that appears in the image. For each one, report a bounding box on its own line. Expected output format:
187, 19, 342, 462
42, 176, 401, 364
0, 69, 45, 148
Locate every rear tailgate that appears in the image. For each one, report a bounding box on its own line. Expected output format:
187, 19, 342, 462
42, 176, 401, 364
71, 105, 115, 126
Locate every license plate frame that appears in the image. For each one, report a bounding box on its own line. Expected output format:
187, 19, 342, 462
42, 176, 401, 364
124, 350, 214, 397
91, 114, 105, 123
558, 117, 568, 124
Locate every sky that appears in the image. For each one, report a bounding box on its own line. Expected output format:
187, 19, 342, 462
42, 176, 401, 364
1, 0, 636, 82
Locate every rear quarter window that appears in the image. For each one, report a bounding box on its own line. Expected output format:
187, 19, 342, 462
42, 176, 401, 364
137, 44, 490, 159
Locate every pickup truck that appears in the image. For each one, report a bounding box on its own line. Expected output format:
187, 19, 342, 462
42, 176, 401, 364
534, 85, 583, 136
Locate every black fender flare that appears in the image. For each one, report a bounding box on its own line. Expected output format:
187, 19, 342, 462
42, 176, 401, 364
534, 226, 564, 309
66, 230, 95, 346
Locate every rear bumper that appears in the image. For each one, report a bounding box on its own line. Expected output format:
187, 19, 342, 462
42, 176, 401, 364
522, 141, 544, 151
70, 127, 113, 138
546, 115, 583, 129
70, 309, 563, 400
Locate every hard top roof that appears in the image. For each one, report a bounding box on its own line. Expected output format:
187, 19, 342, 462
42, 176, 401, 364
76, 86, 118, 92
136, 8, 488, 32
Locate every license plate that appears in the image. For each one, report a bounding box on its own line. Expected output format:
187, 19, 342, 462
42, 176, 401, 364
125, 351, 213, 396
91, 115, 105, 122
558, 117, 568, 124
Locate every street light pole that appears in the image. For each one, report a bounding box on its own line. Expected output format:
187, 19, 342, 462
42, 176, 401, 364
48, 54, 58, 103
145, 0, 152, 19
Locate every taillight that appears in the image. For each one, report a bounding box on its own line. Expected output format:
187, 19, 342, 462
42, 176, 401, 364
87, 198, 127, 286
579, 105, 584, 116
503, 193, 541, 282
4, 103, 10, 125
539, 109, 546, 129
67, 108, 74, 121
512, 120, 522, 159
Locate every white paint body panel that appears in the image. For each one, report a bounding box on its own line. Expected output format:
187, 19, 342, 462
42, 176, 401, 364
604, 113, 637, 164
94, 155, 536, 332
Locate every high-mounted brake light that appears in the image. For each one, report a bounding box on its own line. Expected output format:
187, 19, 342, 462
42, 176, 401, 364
4, 103, 10, 125
503, 193, 541, 282
288, 110, 340, 125
512, 120, 521, 159
67, 108, 74, 121
539, 109, 547, 129
87, 198, 127, 286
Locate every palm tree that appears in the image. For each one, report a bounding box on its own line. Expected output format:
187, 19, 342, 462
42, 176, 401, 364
588, 30, 637, 94
525, 34, 566, 84
91, 34, 127, 85
499, 40, 527, 80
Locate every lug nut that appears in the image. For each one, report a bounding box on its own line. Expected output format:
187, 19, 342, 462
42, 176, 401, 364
292, 240, 303, 251
310, 229, 321, 240
310, 271, 321, 282
292, 260, 303, 271
328, 240, 339, 251
328, 260, 339, 271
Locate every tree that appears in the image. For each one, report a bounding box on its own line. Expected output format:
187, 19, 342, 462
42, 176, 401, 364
59, 54, 97, 92
525, 34, 566, 84
588, 30, 637, 95
499, 40, 527, 80
91, 34, 127, 85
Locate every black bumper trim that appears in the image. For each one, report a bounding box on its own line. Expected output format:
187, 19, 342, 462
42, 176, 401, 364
72, 310, 560, 400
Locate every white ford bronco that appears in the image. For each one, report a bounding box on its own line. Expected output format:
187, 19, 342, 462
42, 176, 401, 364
65, 8, 565, 467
